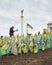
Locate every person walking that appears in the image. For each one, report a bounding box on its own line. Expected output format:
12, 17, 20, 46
9, 26, 15, 37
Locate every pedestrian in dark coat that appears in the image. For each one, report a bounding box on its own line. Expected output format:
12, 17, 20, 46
9, 26, 15, 37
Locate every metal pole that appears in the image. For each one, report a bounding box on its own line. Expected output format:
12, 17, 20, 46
21, 10, 24, 36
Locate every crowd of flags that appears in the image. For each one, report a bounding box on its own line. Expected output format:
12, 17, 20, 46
0, 32, 52, 56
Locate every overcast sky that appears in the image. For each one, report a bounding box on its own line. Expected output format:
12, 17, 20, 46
0, 0, 52, 36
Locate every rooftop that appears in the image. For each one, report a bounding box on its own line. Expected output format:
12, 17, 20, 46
47, 22, 52, 25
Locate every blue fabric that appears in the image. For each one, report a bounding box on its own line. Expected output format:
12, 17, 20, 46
0, 50, 2, 56
24, 39, 28, 44
45, 44, 48, 49
50, 45, 52, 48
11, 41, 16, 54
50, 36, 52, 48
18, 47, 22, 54
6, 49, 10, 54
26, 47, 29, 52
38, 44, 42, 50
5, 40, 8, 45
35, 38, 39, 44
39, 37, 42, 42
50, 36, 52, 41
43, 38, 46, 43
50, 42, 52, 48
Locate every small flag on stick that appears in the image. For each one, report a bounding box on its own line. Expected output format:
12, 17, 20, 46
27, 24, 33, 29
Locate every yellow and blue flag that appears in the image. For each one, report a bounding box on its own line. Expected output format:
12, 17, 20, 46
27, 24, 33, 29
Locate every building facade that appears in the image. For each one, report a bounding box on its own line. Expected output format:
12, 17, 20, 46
47, 23, 52, 32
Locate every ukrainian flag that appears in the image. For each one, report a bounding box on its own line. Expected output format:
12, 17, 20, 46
27, 24, 33, 29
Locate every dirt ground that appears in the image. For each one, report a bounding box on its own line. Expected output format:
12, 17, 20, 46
0, 48, 52, 65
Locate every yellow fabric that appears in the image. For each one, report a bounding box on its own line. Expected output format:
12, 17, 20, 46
29, 47, 33, 52
29, 42, 33, 47
46, 35, 49, 40
47, 44, 50, 48
1, 44, 9, 50
34, 48, 38, 53
0, 41, 4, 47
1, 50, 6, 55
22, 47, 27, 53
13, 48, 18, 55
42, 45, 45, 51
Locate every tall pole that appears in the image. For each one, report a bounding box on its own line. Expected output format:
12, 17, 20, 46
21, 10, 24, 36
